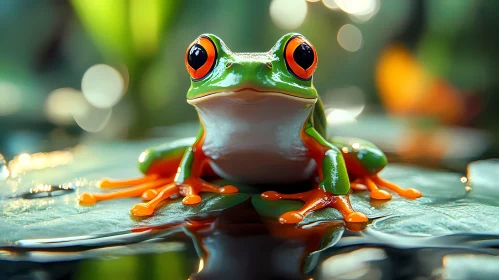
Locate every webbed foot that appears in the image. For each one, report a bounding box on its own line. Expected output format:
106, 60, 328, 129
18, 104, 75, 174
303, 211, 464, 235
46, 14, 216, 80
261, 189, 368, 224
78, 175, 174, 205
352, 175, 422, 200
131, 178, 238, 216
78, 175, 238, 217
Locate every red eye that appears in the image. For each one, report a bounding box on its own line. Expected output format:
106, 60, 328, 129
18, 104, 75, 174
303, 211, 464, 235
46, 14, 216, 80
185, 36, 217, 80
284, 36, 318, 80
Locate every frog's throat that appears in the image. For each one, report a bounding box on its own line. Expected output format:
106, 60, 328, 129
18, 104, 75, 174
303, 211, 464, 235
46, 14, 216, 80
186, 89, 317, 105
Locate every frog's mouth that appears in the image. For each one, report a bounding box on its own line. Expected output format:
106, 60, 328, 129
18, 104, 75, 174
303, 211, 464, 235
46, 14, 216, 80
187, 88, 317, 105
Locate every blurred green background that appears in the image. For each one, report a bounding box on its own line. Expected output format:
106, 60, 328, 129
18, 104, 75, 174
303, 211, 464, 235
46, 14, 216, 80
1, 0, 498, 170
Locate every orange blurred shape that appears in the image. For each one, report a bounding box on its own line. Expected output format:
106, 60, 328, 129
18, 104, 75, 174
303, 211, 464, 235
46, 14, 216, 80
376, 45, 467, 125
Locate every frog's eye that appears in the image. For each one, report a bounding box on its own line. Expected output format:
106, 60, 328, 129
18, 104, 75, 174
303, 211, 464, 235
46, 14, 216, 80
185, 36, 217, 80
284, 36, 318, 80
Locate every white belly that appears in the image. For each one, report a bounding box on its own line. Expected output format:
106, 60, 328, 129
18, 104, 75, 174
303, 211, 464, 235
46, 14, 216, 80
194, 91, 317, 184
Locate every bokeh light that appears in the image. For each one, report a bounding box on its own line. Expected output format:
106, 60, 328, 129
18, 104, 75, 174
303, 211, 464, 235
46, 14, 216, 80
0, 82, 22, 116
270, 0, 308, 30
1, 165, 9, 180
326, 109, 358, 125
337, 24, 363, 52
73, 102, 113, 133
323, 86, 365, 126
323, 86, 365, 116
0, 154, 9, 180
46, 87, 114, 132
45, 88, 88, 126
334, 0, 377, 16
348, 0, 380, 22
7, 150, 73, 178
322, 0, 339, 10
81, 64, 126, 109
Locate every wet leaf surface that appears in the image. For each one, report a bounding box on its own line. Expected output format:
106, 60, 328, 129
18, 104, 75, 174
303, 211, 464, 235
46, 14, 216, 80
253, 163, 499, 237
0, 139, 254, 243
0, 138, 498, 248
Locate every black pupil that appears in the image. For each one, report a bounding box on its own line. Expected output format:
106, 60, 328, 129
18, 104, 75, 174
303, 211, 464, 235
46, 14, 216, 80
188, 44, 208, 70
293, 43, 314, 70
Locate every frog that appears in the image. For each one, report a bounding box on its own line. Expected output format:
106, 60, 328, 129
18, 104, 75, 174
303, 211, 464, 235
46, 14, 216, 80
78, 33, 422, 224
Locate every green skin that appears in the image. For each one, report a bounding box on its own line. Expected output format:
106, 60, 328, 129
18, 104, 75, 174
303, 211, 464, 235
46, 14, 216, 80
138, 33, 387, 195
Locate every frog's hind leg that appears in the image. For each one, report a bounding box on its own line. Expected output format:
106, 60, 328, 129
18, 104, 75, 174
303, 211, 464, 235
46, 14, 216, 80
330, 136, 422, 200
98, 174, 159, 189
78, 139, 191, 205
370, 175, 421, 198
349, 179, 367, 191
358, 176, 393, 200
131, 179, 239, 216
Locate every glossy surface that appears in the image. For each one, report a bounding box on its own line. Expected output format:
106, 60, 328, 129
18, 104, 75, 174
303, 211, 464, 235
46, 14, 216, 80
186, 33, 319, 100
77, 33, 421, 223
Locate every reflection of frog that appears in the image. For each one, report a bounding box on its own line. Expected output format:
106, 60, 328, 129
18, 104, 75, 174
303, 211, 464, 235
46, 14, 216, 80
182, 208, 348, 279
78, 33, 421, 224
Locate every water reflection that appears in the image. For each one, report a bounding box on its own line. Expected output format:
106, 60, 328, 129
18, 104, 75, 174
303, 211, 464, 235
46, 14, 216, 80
2, 157, 499, 279
320, 248, 385, 279
183, 202, 352, 279
1, 200, 499, 279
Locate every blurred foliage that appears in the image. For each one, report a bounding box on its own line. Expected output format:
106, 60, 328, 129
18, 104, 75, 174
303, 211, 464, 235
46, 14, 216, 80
71, 0, 179, 135
76, 251, 192, 280
1, 0, 499, 160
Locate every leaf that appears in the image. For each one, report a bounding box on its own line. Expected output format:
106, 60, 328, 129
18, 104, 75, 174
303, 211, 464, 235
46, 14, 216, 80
141, 179, 259, 225
0, 178, 254, 242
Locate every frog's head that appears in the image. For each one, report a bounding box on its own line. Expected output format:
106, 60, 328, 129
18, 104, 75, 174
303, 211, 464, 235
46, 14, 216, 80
185, 33, 318, 106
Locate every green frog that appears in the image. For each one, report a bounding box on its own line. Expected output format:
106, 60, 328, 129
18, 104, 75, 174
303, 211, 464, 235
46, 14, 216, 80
78, 33, 421, 224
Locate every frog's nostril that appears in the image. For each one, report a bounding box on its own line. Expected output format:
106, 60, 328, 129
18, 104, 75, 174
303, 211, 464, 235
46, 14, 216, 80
265, 62, 273, 69
226, 62, 233, 68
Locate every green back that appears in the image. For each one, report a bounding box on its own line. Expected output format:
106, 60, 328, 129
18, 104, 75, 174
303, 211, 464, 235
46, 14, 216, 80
312, 97, 327, 138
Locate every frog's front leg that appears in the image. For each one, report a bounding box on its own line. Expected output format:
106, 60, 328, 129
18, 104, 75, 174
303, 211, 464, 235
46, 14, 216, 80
329, 137, 422, 200
130, 138, 238, 216
261, 125, 368, 224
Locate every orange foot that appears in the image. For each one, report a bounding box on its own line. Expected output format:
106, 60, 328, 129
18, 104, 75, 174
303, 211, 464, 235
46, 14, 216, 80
261, 189, 368, 224
78, 176, 238, 217
350, 175, 422, 200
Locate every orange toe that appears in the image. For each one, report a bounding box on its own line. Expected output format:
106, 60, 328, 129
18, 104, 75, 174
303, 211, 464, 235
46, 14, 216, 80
403, 188, 422, 199
261, 191, 280, 200
130, 203, 154, 216
78, 193, 97, 205
141, 189, 158, 201
97, 179, 112, 188
370, 190, 392, 200
182, 195, 202, 205
346, 212, 368, 223
279, 211, 304, 224
219, 185, 238, 194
